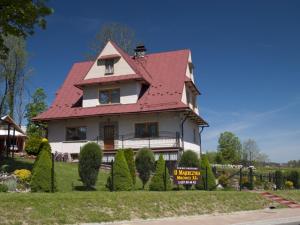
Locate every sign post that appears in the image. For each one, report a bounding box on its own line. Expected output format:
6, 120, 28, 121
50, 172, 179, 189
173, 167, 200, 185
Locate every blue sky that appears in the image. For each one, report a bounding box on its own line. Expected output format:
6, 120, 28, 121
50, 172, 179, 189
26, 0, 300, 162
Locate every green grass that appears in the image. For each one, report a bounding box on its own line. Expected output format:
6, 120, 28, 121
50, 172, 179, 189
0, 191, 272, 225
273, 190, 300, 203
0, 157, 275, 224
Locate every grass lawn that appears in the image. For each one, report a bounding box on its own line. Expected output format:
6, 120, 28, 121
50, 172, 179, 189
0, 157, 275, 224
273, 190, 300, 203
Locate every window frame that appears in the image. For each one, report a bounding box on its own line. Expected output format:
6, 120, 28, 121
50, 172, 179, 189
134, 122, 159, 138
65, 126, 87, 141
99, 88, 120, 105
104, 59, 114, 75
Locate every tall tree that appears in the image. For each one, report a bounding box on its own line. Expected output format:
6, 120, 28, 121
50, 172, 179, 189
242, 139, 269, 165
217, 131, 242, 164
0, 0, 52, 59
0, 35, 28, 119
86, 22, 136, 60
25, 88, 47, 136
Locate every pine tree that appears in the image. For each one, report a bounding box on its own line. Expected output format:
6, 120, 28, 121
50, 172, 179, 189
123, 148, 136, 185
195, 154, 216, 190
108, 150, 133, 191
149, 154, 171, 191
30, 140, 56, 192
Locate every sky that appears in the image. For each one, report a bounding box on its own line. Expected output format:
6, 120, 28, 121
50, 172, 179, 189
26, 0, 300, 163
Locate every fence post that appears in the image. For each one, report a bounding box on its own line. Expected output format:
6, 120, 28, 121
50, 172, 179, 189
268, 172, 271, 182
148, 137, 151, 148
51, 153, 55, 193
205, 166, 208, 191
164, 159, 167, 191
249, 167, 253, 190
121, 135, 124, 149
111, 159, 114, 192
239, 167, 242, 191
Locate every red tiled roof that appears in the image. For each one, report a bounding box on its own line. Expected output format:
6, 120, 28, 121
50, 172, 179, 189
75, 74, 145, 88
34, 42, 207, 125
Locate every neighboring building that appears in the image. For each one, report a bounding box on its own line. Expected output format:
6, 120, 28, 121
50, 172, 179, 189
34, 41, 208, 162
0, 115, 26, 156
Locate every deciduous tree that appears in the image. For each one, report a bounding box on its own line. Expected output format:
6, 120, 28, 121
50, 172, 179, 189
217, 131, 242, 164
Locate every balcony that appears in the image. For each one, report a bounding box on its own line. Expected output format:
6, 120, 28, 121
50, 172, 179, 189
94, 131, 181, 151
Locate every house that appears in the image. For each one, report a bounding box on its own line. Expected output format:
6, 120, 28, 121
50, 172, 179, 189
0, 115, 26, 157
34, 41, 208, 163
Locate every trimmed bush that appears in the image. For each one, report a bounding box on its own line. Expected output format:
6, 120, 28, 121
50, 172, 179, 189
123, 148, 136, 185
78, 142, 102, 189
149, 154, 171, 191
0, 184, 8, 192
135, 148, 155, 189
287, 170, 300, 189
25, 135, 43, 156
285, 180, 293, 189
14, 169, 31, 183
30, 140, 56, 192
274, 170, 284, 190
195, 154, 216, 190
107, 150, 133, 191
179, 150, 199, 190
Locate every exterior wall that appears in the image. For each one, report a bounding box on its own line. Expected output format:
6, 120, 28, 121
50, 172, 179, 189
181, 84, 199, 115
183, 118, 200, 155
84, 42, 135, 80
82, 81, 141, 107
47, 112, 184, 154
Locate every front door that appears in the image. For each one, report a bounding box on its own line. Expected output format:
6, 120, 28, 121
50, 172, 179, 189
104, 125, 115, 150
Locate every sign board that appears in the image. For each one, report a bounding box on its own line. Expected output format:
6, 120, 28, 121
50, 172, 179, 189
173, 167, 201, 185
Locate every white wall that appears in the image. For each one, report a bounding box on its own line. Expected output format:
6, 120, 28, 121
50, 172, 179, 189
84, 42, 135, 80
183, 118, 200, 155
82, 81, 141, 107
47, 112, 185, 154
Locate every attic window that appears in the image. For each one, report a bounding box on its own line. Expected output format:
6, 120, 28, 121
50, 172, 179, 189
188, 63, 194, 74
105, 59, 114, 75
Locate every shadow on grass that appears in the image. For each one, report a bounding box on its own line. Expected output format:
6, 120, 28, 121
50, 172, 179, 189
73, 185, 97, 191
0, 157, 33, 172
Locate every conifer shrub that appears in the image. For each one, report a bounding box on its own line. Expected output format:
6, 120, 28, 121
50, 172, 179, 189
30, 140, 56, 192
274, 170, 284, 190
78, 142, 102, 189
149, 154, 172, 191
107, 150, 133, 191
287, 170, 300, 189
195, 154, 216, 190
135, 148, 155, 189
25, 135, 42, 156
123, 148, 136, 185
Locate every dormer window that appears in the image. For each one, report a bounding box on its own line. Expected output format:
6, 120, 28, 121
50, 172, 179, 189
99, 88, 120, 104
105, 59, 114, 75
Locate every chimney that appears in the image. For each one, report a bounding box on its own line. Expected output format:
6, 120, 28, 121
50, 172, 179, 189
134, 44, 147, 58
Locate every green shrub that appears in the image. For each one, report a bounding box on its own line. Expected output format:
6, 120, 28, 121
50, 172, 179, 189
285, 180, 293, 189
135, 148, 155, 189
0, 184, 8, 192
274, 170, 284, 190
149, 154, 171, 191
0, 164, 9, 172
287, 170, 300, 189
179, 150, 199, 190
195, 154, 216, 190
107, 150, 133, 191
123, 148, 136, 185
30, 140, 56, 192
218, 174, 229, 188
25, 135, 43, 156
78, 142, 102, 189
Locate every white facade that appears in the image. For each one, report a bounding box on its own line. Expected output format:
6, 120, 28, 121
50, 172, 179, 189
48, 112, 200, 158
82, 81, 141, 107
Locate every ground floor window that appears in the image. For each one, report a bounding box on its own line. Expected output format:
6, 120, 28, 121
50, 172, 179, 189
135, 122, 158, 138
66, 127, 87, 141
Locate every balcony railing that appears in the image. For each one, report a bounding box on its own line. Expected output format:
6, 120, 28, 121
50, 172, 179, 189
94, 131, 181, 150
